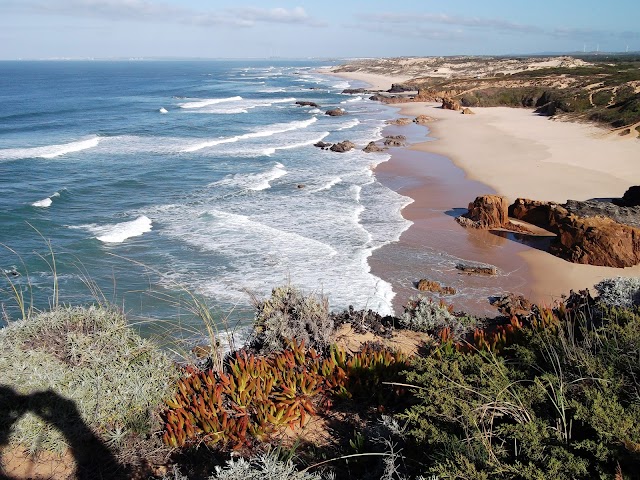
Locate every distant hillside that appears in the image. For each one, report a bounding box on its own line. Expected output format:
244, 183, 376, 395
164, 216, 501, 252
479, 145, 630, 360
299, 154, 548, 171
334, 55, 640, 131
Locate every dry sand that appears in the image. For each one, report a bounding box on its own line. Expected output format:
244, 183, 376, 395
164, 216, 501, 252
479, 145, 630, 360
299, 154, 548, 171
331, 70, 640, 308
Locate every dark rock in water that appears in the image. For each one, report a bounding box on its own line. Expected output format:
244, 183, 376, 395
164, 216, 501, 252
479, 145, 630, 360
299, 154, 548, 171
383, 135, 407, 147
614, 185, 640, 207
314, 141, 332, 149
296, 100, 320, 108
296, 184, 305, 189
362, 141, 385, 153
416, 279, 456, 295
325, 108, 346, 117
455, 262, 498, 275
330, 140, 356, 153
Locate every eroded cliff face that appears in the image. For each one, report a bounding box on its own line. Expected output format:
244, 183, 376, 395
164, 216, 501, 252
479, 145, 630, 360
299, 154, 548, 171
510, 198, 640, 268
456, 192, 640, 268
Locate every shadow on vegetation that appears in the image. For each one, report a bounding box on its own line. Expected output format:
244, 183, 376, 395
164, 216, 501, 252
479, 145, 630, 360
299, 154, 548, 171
0, 385, 127, 480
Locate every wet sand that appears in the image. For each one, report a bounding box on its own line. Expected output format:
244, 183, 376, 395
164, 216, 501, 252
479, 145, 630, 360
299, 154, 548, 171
328, 69, 640, 316
370, 123, 537, 316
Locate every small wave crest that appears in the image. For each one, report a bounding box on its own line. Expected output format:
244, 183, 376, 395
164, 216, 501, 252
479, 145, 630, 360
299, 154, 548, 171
210, 163, 287, 191
74, 215, 153, 243
32, 191, 60, 208
182, 117, 317, 153
0, 137, 100, 161
159, 107, 168, 114
179, 96, 243, 109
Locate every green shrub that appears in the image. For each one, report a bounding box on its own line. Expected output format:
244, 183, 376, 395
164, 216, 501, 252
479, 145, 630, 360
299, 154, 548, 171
397, 303, 640, 478
0, 306, 177, 453
250, 286, 334, 352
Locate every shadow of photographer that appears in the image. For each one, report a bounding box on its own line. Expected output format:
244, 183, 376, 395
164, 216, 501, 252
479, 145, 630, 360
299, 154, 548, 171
0, 385, 126, 480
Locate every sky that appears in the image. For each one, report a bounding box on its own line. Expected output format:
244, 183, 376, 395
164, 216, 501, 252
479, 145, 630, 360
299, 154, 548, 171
0, 0, 639, 59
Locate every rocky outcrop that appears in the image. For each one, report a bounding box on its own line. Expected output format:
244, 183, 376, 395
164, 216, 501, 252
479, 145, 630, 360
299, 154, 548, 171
416, 279, 456, 295
296, 101, 320, 108
325, 108, 346, 117
383, 135, 406, 147
461, 107, 475, 115
363, 141, 385, 153
386, 117, 412, 126
330, 140, 356, 153
457, 195, 510, 229
314, 141, 332, 150
413, 115, 435, 124
342, 88, 369, 94
388, 83, 414, 93
442, 97, 461, 111
456, 262, 498, 275
614, 185, 640, 207
509, 198, 640, 267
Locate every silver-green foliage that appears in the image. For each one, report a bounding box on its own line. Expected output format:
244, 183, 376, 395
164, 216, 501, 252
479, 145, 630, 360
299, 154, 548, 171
594, 277, 640, 308
0, 306, 177, 453
208, 454, 331, 480
252, 286, 334, 352
400, 296, 474, 340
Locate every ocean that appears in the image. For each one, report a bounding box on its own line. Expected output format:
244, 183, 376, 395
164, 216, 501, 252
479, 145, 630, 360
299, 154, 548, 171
0, 60, 411, 333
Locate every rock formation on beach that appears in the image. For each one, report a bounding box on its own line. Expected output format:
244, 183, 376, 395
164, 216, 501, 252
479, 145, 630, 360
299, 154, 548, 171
456, 195, 510, 229
383, 135, 407, 147
386, 117, 412, 125
461, 107, 475, 115
509, 197, 640, 268
362, 141, 385, 153
413, 115, 435, 124
442, 97, 461, 111
416, 279, 456, 295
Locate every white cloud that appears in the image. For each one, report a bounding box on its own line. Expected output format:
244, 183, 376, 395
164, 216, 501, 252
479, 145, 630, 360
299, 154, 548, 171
1, 1, 324, 28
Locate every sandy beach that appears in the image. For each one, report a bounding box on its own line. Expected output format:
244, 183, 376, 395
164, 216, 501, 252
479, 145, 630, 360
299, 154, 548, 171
331, 70, 640, 311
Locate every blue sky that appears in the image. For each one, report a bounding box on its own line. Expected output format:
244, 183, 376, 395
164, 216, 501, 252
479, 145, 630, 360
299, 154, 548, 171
1, 0, 638, 59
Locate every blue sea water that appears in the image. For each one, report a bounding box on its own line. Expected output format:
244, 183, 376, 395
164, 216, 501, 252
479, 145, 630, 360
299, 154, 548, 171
0, 60, 410, 332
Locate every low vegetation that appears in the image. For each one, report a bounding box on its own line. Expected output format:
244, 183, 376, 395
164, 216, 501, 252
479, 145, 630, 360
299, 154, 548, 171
1, 277, 640, 479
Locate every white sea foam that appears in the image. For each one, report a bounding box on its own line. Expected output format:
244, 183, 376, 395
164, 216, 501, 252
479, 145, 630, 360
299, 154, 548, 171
308, 108, 321, 114
340, 96, 363, 104
332, 81, 350, 90
74, 215, 153, 243
159, 107, 168, 114
182, 117, 317, 153
32, 191, 60, 207
179, 96, 243, 109
258, 88, 286, 93
32, 197, 52, 208
0, 137, 100, 161
263, 132, 330, 156
192, 97, 296, 114
336, 118, 361, 131
211, 163, 287, 191
310, 177, 342, 193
